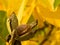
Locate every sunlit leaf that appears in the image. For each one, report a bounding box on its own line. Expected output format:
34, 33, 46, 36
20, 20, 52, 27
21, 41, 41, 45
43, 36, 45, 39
0, 39, 5, 45
35, 5, 60, 27
0, 11, 9, 45
37, 0, 55, 11
0, 0, 60, 45
7, 0, 22, 16
0, 0, 22, 16
17, 0, 36, 25
54, 0, 60, 9
0, 0, 6, 11
33, 7, 44, 28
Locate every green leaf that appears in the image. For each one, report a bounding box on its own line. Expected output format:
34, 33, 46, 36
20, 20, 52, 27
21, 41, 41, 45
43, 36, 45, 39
0, 10, 9, 45
9, 12, 18, 31
22, 15, 46, 45
0, 38, 5, 45
27, 15, 35, 24
54, 0, 60, 8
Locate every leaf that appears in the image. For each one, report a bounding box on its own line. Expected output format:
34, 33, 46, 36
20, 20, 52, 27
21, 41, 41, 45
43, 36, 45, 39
54, 0, 60, 9
35, 4, 60, 27
9, 12, 18, 31
37, 0, 55, 11
0, 39, 5, 45
27, 15, 35, 24
17, 0, 36, 25
0, 10, 9, 45
7, 0, 22, 15
0, 0, 35, 25
0, 0, 22, 16
21, 14, 44, 45
0, 0, 6, 11
32, 7, 44, 28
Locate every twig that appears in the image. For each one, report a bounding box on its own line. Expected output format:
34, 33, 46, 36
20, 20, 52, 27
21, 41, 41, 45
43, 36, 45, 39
40, 25, 54, 45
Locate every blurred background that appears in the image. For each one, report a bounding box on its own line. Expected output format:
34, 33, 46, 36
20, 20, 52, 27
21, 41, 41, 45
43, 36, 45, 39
0, 0, 60, 45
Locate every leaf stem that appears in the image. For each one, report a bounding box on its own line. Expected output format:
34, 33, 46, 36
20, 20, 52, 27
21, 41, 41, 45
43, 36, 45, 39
40, 25, 54, 45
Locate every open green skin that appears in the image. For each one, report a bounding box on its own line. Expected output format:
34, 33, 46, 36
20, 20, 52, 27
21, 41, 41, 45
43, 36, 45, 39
6, 12, 38, 45
6, 12, 55, 45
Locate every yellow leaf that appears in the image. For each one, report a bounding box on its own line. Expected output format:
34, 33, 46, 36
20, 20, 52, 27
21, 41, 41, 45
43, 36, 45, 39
17, 0, 36, 25
17, 0, 28, 25
7, 0, 22, 16
36, 4, 60, 27
6, 42, 9, 45
37, 0, 55, 11
22, 41, 38, 45
33, 7, 44, 28
0, 0, 22, 17
0, 0, 6, 11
